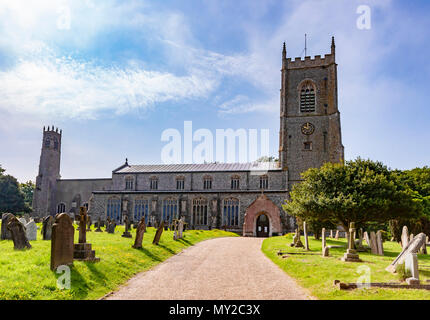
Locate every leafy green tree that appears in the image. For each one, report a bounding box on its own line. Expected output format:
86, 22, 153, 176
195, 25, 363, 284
256, 156, 278, 162
283, 158, 419, 232
0, 165, 4, 176
0, 174, 29, 214
20, 181, 35, 209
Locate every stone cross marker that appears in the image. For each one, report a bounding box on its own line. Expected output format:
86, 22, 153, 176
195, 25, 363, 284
376, 230, 384, 256
51, 213, 75, 271
401, 226, 409, 249
42, 215, 54, 240
133, 218, 147, 249
152, 220, 165, 245
386, 233, 426, 273
8, 217, 31, 250
25, 219, 38, 241
78, 207, 87, 244
303, 221, 310, 251
1, 213, 14, 240
341, 222, 362, 262
122, 215, 132, 238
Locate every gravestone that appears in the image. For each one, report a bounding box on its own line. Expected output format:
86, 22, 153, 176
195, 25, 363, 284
405, 252, 420, 285
153, 220, 164, 245
107, 221, 116, 234
356, 228, 365, 252
8, 217, 31, 250
95, 218, 102, 232
73, 207, 100, 262
341, 222, 362, 262
172, 219, 178, 241
133, 218, 146, 249
18, 217, 27, 226
23, 213, 31, 223
1, 213, 14, 240
376, 230, 384, 256
51, 213, 75, 270
290, 228, 304, 248
25, 219, 38, 241
421, 239, 427, 254
86, 216, 92, 232
122, 215, 132, 238
410, 233, 414, 243
363, 231, 371, 248
178, 218, 184, 239
42, 215, 54, 240
329, 229, 334, 238
370, 231, 378, 255
322, 228, 329, 257
386, 233, 426, 273
335, 230, 339, 240
303, 221, 309, 251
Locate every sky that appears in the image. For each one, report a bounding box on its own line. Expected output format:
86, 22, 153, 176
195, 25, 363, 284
0, 0, 429, 183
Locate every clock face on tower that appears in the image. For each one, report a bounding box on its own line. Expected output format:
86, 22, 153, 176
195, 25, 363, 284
301, 122, 315, 135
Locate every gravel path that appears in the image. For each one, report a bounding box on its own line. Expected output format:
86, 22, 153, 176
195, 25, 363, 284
103, 237, 314, 300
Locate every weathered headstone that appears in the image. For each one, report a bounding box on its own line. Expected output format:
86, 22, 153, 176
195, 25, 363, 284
329, 229, 334, 238
122, 215, 132, 238
370, 231, 378, 255
18, 217, 27, 226
335, 230, 339, 240
410, 233, 414, 242
321, 228, 329, 257
386, 233, 426, 273
401, 226, 409, 249
1, 213, 14, 240
8, 217, 31, 250
42, 215, 54, 240
132, 218, 146, 249
95, 218, 102, 232
303, 221, 309, 251
23, 213, 31, 223
421, 238, 427, 254
152, 220, 164, 245
178, 218, 184, 239
172, 219, 178, 241
290, 228, 304, 248
73, 207, 100, 262
341, 222, 362, 262
405, 252, 420, 285
25, 219, 38, 241
363, 231, 371, 247
107, 221, 116, 234
86, 215, 92, 232
356, 228, 365, 252
376, 230, 384, 256
51, 213, 75, 270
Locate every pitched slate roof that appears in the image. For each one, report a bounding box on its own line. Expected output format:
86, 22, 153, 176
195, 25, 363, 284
114, 162, 281, 174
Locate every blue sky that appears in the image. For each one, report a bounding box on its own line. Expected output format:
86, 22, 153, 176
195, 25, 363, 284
0, 0, 429, 182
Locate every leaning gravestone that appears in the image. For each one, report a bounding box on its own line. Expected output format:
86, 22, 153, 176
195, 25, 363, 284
18, 217, 27, 226
335, 230, 339, 240
23, 213, 31, 223
376, 230, 384, 256
1, 213, 14, 240
42, 215, 54, 240
329, 230, 334, 238
363, 231, 371, 248
386, 233, 426, 273
25, 219, 38, 241
133, 218, 146, 249
153, 220, 165, 245
51, 213, 75, 270
8, 217, 31, 250
370, 231, 378, 255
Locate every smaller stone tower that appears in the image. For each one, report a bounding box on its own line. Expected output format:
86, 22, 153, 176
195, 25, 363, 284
32, 126, 62, 217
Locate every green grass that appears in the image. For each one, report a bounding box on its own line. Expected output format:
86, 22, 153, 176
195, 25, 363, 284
0, 223, 238, 300
262, 234, 430, 300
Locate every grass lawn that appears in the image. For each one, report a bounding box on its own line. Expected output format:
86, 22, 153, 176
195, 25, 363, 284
262, 234, 430, 300
0, 223, 238, 300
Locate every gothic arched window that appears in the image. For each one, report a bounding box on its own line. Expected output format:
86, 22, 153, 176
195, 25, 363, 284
162, 198, 178, 223
106, 197, 121, 222
192, 198, 208, 226
134, 198, 149, 223
299, 81, 316, 113
231, 175, 240, 190
223, 198, 239, 226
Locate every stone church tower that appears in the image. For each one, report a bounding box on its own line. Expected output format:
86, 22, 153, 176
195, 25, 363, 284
279, 37, 344, 188
32, 126, 62, 217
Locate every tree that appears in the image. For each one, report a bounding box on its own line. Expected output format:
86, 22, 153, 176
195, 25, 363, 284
0, 174, 29, 214
20, 181, 35, 209
283, 158, 419, 232
0, 165, 4, 176
256, 156, 278, 162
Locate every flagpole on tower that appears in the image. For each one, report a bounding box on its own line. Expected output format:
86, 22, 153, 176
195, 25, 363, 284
305, 33, 307, 57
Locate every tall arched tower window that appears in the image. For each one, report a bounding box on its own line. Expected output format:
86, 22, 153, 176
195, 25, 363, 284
162, 198, 178, 223
106, 197, 121, 222
134, 198, 149, 223
223, 198, 239, 226
299, 81, 316, 113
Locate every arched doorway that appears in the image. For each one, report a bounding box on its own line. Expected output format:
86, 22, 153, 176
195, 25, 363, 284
256, 213, 269, 237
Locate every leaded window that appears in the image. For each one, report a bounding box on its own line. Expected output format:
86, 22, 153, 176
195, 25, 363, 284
125, 177, 134, 190
107, 198, 121, 222
57, 203, 66, 214
259, 175, 269, 189
192, 198, 208, 226
203, 176, 212, 190
150, 177, 158, 190
134, 199, 149, 223
223, 198, 239, 226
162, 198, 178, 223
300, 82, 316, 113
231, 176, 240, 190
176, 176, 185, 190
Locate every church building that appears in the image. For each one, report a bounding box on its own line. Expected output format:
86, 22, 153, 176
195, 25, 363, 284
31, 37, 344, 237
